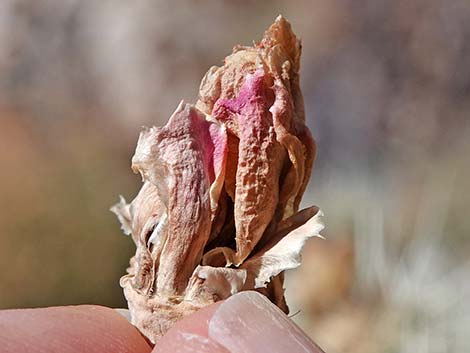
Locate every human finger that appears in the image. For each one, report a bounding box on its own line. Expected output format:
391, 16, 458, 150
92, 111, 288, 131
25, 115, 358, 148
155, 291, 324, 353
0, 305, 152, 353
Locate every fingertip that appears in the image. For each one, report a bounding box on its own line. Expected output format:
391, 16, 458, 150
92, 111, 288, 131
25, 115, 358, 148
157, 292, 323, 353
208, 291, 325, 353
0, 305, 152, 353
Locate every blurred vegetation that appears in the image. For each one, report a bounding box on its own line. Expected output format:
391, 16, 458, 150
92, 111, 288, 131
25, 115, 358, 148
1, 1, 469, 352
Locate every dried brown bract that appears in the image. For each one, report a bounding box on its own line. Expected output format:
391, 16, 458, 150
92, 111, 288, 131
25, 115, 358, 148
111, 16, 324, 343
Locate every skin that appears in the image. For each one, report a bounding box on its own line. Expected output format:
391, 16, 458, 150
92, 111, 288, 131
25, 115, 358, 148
0, 294, 324, 353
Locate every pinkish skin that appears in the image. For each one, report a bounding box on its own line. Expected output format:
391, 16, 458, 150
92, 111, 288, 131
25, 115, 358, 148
212, 69, 282, 263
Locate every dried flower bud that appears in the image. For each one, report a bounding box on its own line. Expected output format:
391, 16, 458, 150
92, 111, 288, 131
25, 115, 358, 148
111, 16, 324, 343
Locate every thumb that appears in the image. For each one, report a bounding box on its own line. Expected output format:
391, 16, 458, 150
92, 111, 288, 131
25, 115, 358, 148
155, 291, 324, 353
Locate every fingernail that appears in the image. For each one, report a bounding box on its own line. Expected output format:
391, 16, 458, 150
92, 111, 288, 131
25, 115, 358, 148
208, 291, 324, 353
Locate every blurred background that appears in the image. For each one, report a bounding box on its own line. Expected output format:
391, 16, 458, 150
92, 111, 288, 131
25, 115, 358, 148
1, 1, 469, 352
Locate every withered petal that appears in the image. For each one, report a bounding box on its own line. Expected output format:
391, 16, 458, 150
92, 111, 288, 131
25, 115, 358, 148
241, 208, 324, 289
110, 195, 132, 236
213, 69, 285, 264
186, 266, 247, 302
